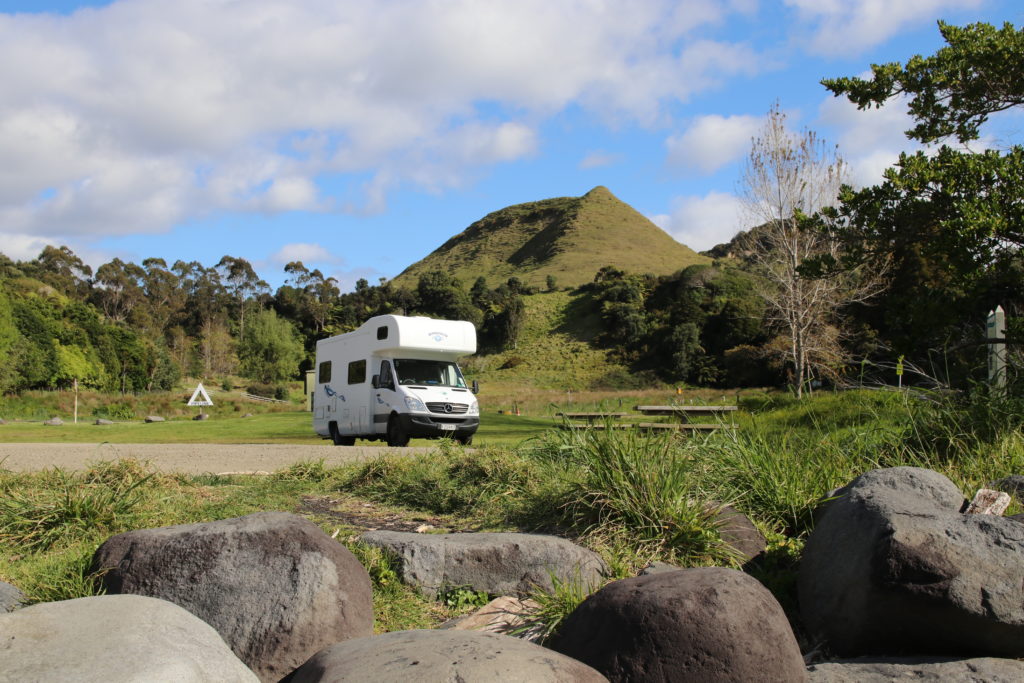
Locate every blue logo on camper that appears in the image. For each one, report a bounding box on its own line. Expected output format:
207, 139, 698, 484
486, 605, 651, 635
324, 385, 345, 401
430, 331, 448, 342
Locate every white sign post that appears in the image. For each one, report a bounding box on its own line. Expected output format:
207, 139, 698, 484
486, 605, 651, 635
187, 382, 214, 418
987, 306, 1007, 390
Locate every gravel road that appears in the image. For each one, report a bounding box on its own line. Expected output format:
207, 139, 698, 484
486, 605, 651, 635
0, 443, 430, 474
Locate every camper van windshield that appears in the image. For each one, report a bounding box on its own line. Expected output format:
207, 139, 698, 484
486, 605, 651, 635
393, 359, 467, 388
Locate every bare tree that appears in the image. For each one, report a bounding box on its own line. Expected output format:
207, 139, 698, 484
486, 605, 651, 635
740, 103, 885, 397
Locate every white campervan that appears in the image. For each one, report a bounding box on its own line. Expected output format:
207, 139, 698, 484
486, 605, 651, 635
312, 315, 479, 446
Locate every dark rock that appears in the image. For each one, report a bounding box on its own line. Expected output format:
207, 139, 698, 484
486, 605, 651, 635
715, 504, 766, 562
193, 413, 209, 421
144, 415, 165, 423
990, 474, 1024, 500
358, 530, 606, 597
284, 629, 607, 682
807, 656, 1024, 682
0, 594, 257, 681
42, 417, 63, 426
0, 580, 24, 612
637, 561, 681, 576
92, 511, 373, 682
551, 567, 807, 682
799, 466, 1024, 657
94, 418, 114, 425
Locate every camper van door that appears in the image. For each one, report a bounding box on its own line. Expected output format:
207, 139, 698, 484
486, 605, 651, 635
373, 359, 398, 434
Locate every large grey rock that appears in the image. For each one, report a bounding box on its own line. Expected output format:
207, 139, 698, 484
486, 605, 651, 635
94, 418, 114, 425
284, 629, 607, 682
144, 415, 165, 422
0, 580, 24, 612
0, 594, 257, 681
799, 466, 1024, 657
92, 511, 373, 682
807, 656, 1024, 682
551, 567, 807, 682
359, 530, 606, 596
42, 417, 63, 426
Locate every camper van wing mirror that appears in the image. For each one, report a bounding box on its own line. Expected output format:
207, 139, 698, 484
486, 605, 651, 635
472, 380, 479, 395
371, 374, 380, 389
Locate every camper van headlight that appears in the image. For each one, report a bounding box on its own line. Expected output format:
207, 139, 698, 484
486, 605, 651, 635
404, 396, 426, 413
468, 401, 479, 416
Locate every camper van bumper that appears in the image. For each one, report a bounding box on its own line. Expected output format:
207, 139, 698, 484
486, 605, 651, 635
397, 413, 479, 438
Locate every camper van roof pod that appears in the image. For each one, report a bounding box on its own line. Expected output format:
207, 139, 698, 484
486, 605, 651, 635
353, 314, 476, 358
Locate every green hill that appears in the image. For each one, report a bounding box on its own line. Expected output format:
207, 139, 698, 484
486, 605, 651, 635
394, 186, 709, 289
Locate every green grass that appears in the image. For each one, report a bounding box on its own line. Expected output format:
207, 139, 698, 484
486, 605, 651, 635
0, 410, 554, 448
3, 388, 1022, 643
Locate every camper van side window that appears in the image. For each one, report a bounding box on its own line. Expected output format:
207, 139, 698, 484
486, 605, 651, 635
347, 359, 366, 385
376, 326, 388, 340
318, 361, 331, 383
379, 360, 395, 390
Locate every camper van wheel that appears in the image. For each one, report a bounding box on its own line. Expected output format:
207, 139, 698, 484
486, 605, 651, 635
329, 423, 355, 446
386, 416, 409, 447
456, 434, 473, 446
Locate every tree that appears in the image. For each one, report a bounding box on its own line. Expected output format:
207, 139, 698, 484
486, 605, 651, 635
823, 22, 1024, 146
217, 255, 267, 340
740, 103, 883, 397
819, 21, 1024, 373
238, 309, 304, 385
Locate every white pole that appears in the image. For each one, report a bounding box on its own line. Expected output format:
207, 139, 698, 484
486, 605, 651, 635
987, 306, 1007, 389
73, 378, 78, 424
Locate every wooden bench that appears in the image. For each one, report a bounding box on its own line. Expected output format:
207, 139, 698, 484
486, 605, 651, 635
559, 422, 736, 432
633, 405, 738, 421
555, 412, 631, 422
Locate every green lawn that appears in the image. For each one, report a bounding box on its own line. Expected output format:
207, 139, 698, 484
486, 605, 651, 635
0, 411, 556, 448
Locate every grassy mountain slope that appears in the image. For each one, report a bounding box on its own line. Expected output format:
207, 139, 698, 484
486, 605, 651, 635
394, 186, 709, 289
462, 290, 657, 391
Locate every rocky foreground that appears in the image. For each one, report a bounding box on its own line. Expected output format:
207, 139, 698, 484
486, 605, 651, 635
4, 466, 1024, 681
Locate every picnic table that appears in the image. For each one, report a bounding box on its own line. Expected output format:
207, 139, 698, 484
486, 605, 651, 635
633, 405, 738, 421
555, 412, 631, 422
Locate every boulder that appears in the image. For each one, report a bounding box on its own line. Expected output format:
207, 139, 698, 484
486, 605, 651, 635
193, 412, 210, 421
359, 530, 606, 597
799, 466, 1024, 657
991, 474, 1024, 500
638, 560, 681, 576
0, 580, 25, 612
144, 415, 165, 423
284, 629, 607, 682
0, 417, 6, 424
551, 567, 806, 682
94, 418, 114, 425
42, 417, 63, 426
715, 504, 766, 562
92, 511, 373, 681
807, 656, 1024, 682
0, 594, 257, 681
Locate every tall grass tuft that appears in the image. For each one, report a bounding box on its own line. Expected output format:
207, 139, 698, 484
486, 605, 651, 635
533, 424, 741, 566
0, 467, 152, 552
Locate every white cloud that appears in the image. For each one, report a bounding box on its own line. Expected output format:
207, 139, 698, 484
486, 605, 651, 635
269, 242, 340, 266
650, 191, 751, 252
579, 150, 620, 169
666, 114, 761, 173
817, 92, 920, 186
785, 0, 984, 56
0, 0, 769, 243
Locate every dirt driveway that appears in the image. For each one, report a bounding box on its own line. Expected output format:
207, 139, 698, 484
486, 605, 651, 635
0, 443, 429, 474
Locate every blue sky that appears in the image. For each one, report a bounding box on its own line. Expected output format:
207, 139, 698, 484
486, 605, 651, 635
1, 0, 1021, 291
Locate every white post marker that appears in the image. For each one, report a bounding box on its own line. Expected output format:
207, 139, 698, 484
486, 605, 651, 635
187, 382, 214, 418
987, 306, 1006, 389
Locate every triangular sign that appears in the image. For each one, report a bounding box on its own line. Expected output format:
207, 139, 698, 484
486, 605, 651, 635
187, 382, 214, 406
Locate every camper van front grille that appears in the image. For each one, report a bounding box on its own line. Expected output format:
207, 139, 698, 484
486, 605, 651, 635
426, 402, 469, 415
